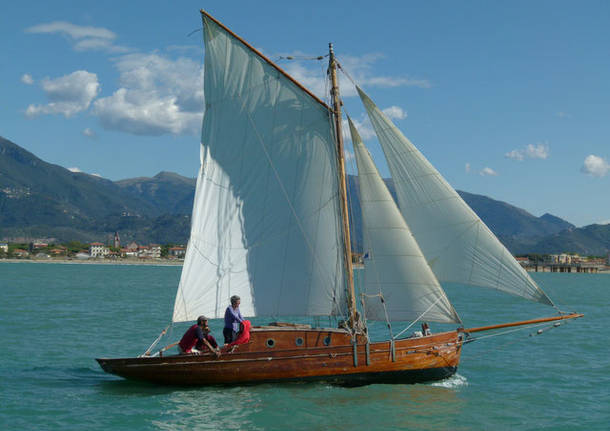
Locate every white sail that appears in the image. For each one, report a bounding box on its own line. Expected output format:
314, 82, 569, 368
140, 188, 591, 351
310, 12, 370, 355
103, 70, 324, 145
349, 118, 460, 323
172, 16, 346, 322
357, 87, 553, 306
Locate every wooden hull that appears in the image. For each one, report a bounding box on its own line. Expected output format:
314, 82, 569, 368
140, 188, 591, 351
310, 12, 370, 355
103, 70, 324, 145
96, 327, 462, 386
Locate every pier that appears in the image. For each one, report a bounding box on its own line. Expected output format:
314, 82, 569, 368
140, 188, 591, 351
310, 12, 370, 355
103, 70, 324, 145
526, 262, 603, 273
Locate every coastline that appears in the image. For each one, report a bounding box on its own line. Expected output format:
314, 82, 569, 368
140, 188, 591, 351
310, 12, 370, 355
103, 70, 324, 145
2, 258, 608, 273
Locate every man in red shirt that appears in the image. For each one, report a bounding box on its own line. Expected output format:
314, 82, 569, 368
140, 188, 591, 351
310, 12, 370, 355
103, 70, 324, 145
178, 316, 220, 356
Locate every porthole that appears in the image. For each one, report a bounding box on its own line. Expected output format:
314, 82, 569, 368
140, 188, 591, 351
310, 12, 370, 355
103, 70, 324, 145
323, 336, 331, 346
266, 338, 275, 348
295, 337, 304, 346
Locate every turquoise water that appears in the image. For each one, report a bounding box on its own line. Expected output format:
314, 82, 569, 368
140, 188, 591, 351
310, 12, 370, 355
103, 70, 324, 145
0, 262, 608, 430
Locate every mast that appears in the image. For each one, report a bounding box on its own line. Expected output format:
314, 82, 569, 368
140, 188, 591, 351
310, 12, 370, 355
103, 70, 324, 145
328, 43, 357, 327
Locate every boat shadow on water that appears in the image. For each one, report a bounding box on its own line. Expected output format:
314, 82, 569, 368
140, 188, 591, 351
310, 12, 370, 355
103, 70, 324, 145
94, 368, 468, 395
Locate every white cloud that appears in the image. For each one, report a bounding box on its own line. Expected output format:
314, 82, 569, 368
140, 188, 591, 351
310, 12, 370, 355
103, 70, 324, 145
382, 106, 407, 120
505, 142, 549, 161
21, 74, 34, 85
25, 21, 128, 53
74, 38, 129, 53
91, 173, 102, 178
68, 167, 82, 173
82, 128, 96, 138
25, 70, 100, 118
337, 53, 431, 89
465, 163, 471, 173
26, 21, 115, 39
480, 167, 498, 176
581, 154, 610, 177
505, 149, 525, 161
556, 112, 572, 118
93, 53, 203, 135
525, 143, 549, 159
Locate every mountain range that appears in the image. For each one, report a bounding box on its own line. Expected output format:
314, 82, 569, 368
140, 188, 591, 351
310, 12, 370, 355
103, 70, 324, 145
2, 135, 609, 255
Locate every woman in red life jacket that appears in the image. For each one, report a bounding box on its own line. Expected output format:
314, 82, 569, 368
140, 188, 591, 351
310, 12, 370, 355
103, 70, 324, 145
178, 315, 220, 356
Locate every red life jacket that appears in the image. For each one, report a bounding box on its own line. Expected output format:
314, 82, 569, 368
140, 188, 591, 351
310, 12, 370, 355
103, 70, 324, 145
228, 320, 251, 347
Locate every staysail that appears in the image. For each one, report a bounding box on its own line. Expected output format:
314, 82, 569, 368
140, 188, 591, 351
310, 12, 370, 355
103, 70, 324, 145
349, 118, 460, 323
172, 15, 346, 322
357, 87, 553, 306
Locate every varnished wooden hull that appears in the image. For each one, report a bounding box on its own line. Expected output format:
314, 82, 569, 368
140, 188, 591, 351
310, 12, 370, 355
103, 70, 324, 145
96, 327, 462, 386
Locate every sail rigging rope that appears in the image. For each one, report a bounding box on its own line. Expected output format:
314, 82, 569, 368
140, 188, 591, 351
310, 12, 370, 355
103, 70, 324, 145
277, 54, 328, 61
462, 320, 568, 359
465, 320, 565, 342
393, 295, 446, 340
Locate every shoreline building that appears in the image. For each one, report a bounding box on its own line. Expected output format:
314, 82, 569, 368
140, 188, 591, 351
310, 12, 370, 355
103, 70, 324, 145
89, 242, 110, 258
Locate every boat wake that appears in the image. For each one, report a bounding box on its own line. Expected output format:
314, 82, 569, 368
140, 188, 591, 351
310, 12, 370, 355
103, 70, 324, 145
429, 373, 468, 389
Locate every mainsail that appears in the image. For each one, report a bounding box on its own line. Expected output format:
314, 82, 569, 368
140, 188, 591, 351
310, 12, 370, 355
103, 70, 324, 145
172, 15, 346, 322
357, 87, 553, 306
349, 118, 460, 324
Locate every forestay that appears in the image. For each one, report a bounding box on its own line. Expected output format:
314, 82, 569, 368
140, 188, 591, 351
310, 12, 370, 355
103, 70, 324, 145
357, 87, 553, 306
172, 16, 346, 322
349, 118, 460, 324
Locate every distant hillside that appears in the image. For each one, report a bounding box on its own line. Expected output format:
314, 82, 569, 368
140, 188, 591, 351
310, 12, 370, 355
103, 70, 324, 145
0, 136, 189, 243
524, 224, 610, 256
2, 135, 606, 255
0, 136, 151, 223
347, 176, 576, 253
116, 171, 196, 215
456, 191, 574, 239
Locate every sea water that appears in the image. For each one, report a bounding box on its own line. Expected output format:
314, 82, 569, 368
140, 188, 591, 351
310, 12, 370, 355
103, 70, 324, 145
0, 262, 608, 430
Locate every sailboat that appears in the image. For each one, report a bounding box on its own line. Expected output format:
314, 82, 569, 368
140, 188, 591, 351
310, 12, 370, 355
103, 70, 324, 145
96, 10, 582, 386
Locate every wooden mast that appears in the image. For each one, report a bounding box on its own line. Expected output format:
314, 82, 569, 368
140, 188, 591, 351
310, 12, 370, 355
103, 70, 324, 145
328, 43, 357, 327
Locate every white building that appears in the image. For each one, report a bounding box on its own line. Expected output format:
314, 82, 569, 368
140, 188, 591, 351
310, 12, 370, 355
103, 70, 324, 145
89, 242, 110, 258
0, 243, 8, 253
151, 244, 161, 258
546, 254, 573, 264
138, 244, 161, 259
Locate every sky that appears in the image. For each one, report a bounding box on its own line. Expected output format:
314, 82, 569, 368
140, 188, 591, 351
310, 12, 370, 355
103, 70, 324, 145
2, 1, 609, 227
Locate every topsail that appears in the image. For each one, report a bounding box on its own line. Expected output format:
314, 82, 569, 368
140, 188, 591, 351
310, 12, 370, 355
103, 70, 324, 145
357, 86, 553, 306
